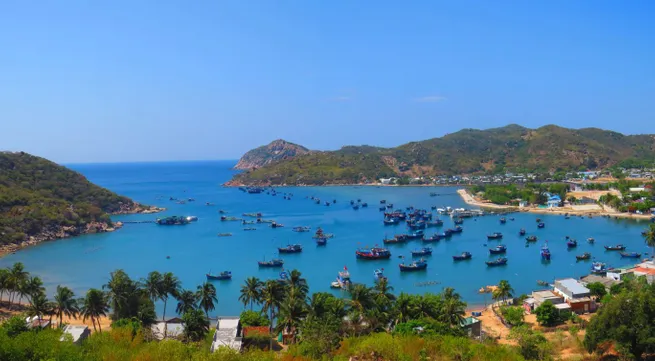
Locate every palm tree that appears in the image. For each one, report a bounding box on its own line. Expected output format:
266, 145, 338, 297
81, 288, 109, 332
26, 291, 53, 323
286, 269, 308, 299
643, 223, 655, 257
141, 271, 163, 304
239, 277, 262, 310
175, 289, 198, 315
260, 280, 285, 349
181, 308, 210, 342
160, 272, 181, 322
275, 295, 307, 343
439, 291, 466, 327
103, 269, 139, 320
53, 286, 79, 327
0, 269, 8, 305
23, 276, 45, 303
196, 282, 218, 317
493, 280, 514, 305
415, 294, 441, 319
373, 278, 396, 304
7, 262, 28, 308
307, 292, 332, 318
393, 293, 416, 325
348, 284, 374, 313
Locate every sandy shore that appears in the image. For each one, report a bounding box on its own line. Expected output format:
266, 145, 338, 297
0, 302, 112, 332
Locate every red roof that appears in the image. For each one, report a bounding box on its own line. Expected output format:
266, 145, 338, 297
634, 267, 655, 275
243, 326, 269, 337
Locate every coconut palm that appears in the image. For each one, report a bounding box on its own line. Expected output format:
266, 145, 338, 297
181, 308, 210, 342
393, 293, 416, 324
175, 289, 198, 315
81, 288, 109, 332
103, 269, 138, 320
7, 262, 29, 308
415, 294, 441, 319
53, 285, 79, 326
26, 291, 54, 323
260, 280, 286, 349
160, 272, 181, 321
307, 292, 332, 318
373, 278, 396, 304
0, 269, 8, 305
439, 294, 466, 327
23, 276, 45, 303
196, 282, 218, 318
492, 280, 514, 305
348, 284, 374, 313
286, 269, 308, 299
643, 223, 655, 257
275, 294, 307, 343
141, 271, 163, 304
239, 277, 262, 310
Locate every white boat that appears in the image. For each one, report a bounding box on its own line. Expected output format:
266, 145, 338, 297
186, 216, 198, 222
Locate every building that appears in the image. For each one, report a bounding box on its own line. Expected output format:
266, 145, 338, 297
26, 316, 50, 329
607, 261, 655, 284
152, 317, 185, 340
546, 194, 562, 208
460, 317, 481, 338
580, 274, 619, 289
60, 325, 91, 344
554, 278, 594, 313
211, 317, 242, 352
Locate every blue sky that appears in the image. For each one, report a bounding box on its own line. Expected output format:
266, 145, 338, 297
1, 1, 654, 163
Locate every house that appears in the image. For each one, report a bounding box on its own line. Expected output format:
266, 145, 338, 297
152, 317, 185, 340
554, 278, 594, 313
580, 274, 619, 289
379, 178, 392, 185
26, 316, 50, 329
211, 317, 242, 352
524, 290, 564, 313
547, 194, 562, 208
607, 261, 655, 284
60, 325, 91, 344
518, 200, 529, 208
460, 316, 481, 338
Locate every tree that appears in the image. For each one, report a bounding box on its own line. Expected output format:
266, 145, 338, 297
7, 262, 28, 308
260, 280, 285, 349
373, 278, 396, 305
586, 282, 607, 300
500, 306, 525, 326
275, 292, 307, 343
0, 269, 7, 304
286, 269, 309, 300
141, 271, 163, 304
239, 277, 262, 310
642, 223, 655, 257
181, 308, 209, 342
239, 310, 270, 327
393, 293, 416, 325
196, 282, 218, 318
23, 276, 44, 303
509, 325, 553, 360
53, 285, 79, 326
160, 272, 181, 322
534, 301, 559, 327
492, 280, 514, 305
175, 289, 197, 315
439, 288, 466, 327
103, 269, 141, 321
348, 284, 374, 314
26, 291, 54, 323
1, 316, 29, 337
80, 288, 109, 332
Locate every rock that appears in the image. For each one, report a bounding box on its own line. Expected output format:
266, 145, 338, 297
234, 139, 310, 170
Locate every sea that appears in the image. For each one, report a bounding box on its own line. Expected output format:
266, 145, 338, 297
0, 160, 651, 317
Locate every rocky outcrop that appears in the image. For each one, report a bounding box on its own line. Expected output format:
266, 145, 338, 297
234, 139, 310, 170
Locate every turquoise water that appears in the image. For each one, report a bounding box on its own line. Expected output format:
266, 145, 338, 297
0, 161, 651, 317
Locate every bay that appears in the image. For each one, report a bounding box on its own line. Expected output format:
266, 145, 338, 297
0, 160, 650, 317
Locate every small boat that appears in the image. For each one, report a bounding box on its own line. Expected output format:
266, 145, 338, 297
487, 232, 503, 240
243, 227, 257, 231
277, 270, 289, 283
220, 216, 241, 222
525, 235, 537, 242
537, 280, 549, 286
270, 222, 284, 228
357, 199, 361, 203
411, 247, 433, 256
186, 216, 198, 222
541, 243, 551, 261
258, 258, 284, 267
399, 258, 428, 272
380, 200, 386, 204
325, 201, 330, 206
217, 233, 232, 237
156, 216, 190, 225
313, 228, 334, 239
352, 205, 360, 210
218, 210, 227, 214
536, 218, 541, 223
315, 237, 327, 246
383, 218, 399, 225
519, 228, 526, 236
620, 252, 642, 258
454, 218, 464, 225
567, 239, 578, 248
292, 226, 311, 232
242, 220, 256, 225
489, 245, 507, 254
591, 262, 608, 274
499, 217, 507, 224
604, 245, 626, 251
426, 219, 444, 227
422, 233, 443, 243
486, 257, 507, 267
206, 271, 232, 280
405, 230, 424, 240
448, 226, 463, 234
350, 200, 354, 205
356, 247, 392, 260
243, 212, 263, 218
452, 251, 472, 261
361, 203, 368, 208
384, 236, 407, 244
576, 252, 591, 260
379, 207, 386, 211
278, 244, 303, 253
537, 222, 545, 229
509, 217, 515, 221
429, 192, 438, 197
374, 268, 387, 281
587, 238, 595, 244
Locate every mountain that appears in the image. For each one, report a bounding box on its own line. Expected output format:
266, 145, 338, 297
227, 125, 655, 186
233, 139, 311, 170
0, 152, 158, 251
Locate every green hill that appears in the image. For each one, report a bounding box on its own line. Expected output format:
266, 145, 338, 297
0, 152, 150, 247
228, 125, 655, 185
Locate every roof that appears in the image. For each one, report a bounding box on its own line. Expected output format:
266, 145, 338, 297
152, 321, 185, 340
556, 278, 590, 295
532, 290, 561, 299
211, 317, 242, 352
523, 298, 536, 305
60, 325, 89, 342
460, 317, 480, 327
555, 303, 572, 310
580, 274, 618, 288
634, 267, 655, 275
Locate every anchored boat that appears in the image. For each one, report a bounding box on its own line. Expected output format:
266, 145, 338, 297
411, 247, 433, 256
399, 258, 428, 272
452, 251, 472, 261
576, 252, 591, 260
486, 257, 507, 267
278, 244, 303, 253
258, 258, 284, 267
356, 247, 392, 260
206, 271, 232, 280
604, 244, 626, 251
487, 232, 503, 240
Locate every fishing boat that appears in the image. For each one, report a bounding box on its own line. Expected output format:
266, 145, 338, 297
537, 280, 549, 286
454, 218, 464, 225
567, 239, 578, 248
405, 230, 424, 240
156, 216, 190, 225
278, 244, 303, 253
422, 233, 443, 243
270, 222, 284, 228
379, 207, 386, 211
509, 217, 515, 221
587, 238, 595, 243
218, 210, 227, 214
242, 220, 256, 225
313, 228, 334, 239
243, 212, 263, 218
383, 218, 399, 226
217, 233, 232, 237
526, 235, 537, 242
374, 268, 387, 281
487, 232, 503, 240
536, 218, 541, 223
591, 262, 608, 274
620, 252, 642, 258
426, 219, 444, 227
206, 271, 232, 280
541, 243, 551, 261
452, 251, 472, 261
604, 244, 626, 251
499, 217, 507, 224
407, 221, 426, 230
486, 257, 508, 267
258, 258, 284, 267
220, 216, 240, 221
292, 226, 311, 232
352, 204, 360, 210
399, 258, 428, 272
411, 247, 433, 256
325, 201, 330, 206
537, 222, 545, 229
380, 200, 386, 204
186, 216, 198, 222
519, 228, 526, 236
356, 247, 392, 260
384, 235, 407, 244
361, 203, 368, 208
243, 227, 257, 231
315, 237, 327, 246
576, 252, 591, 260
429, 192, 438, 197
450, 226, 463, 233
489, 245, 507, 254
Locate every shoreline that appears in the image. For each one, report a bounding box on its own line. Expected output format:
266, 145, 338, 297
457, 189, 654, 220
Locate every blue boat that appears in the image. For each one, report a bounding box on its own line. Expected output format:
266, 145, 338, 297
423, 233, 443, 243
567, 239, 578, 248
206, 271, 232, 280
486, 257, 507, 267
316, 237, 327, 246
541, 243, 551, 261
489, 245, 507, 254
399, 258, 428, 272
452, 252, 472, 261
500, 217, 507, 224
537, 222, 545, 229
620, 252, 641, 258
404, 230, 424, 240
411, 247, 433, 256
374, 268, 387, 281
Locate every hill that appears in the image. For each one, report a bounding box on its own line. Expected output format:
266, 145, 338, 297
228, 125, 655, 186
0, 152, 157, 250
233, 139, 311, 170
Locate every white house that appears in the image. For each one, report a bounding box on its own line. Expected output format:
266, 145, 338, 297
211, 317, 242, 352
60, 325, 91, 344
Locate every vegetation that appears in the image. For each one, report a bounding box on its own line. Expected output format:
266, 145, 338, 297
231, 125, 655, 185
471, 183, 569, 206
534, 301, 561, 327
0, 152, 145, 245
233, 139, 310, 170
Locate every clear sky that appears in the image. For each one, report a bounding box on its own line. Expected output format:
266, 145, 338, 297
2, 1, 654, 163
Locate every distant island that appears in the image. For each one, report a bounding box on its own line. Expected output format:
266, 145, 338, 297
0, 152, 162, 255
226, 124, 655, 186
